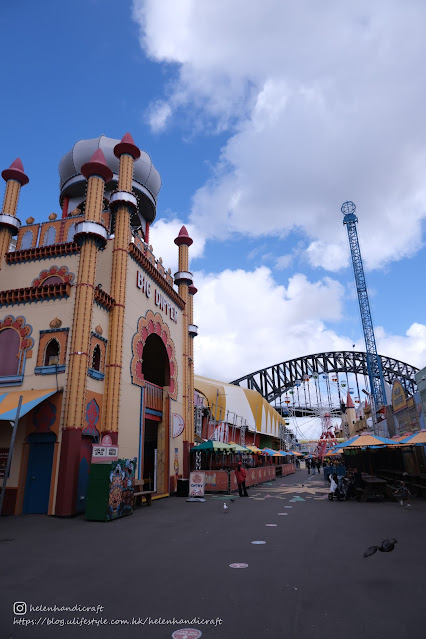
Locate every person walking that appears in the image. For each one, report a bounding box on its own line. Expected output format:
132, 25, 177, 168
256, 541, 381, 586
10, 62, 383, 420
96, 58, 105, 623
235, 462, 249, 497
306, 458, 311, 474
316, 459, 321, 474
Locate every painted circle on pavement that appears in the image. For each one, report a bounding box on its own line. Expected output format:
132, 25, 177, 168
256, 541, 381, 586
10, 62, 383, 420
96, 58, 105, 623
172, 630, 202, 639
230, 563, 249, 568
251, 541, 266, 544
265, 524, 277, 527
277, 513, 288, 515
284, 506, 293, 508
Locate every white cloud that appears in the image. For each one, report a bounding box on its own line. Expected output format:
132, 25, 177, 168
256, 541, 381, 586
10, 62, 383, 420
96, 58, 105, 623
275, 254, 293, 270
193, 266, 347, 381
146, 100, 172, 132
375, 323, 426, 369
133, 0, 426, 270
149, 217, 206, 273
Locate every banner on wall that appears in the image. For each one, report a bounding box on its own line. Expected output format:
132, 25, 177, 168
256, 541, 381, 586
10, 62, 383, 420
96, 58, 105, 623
189, 471, 205, 497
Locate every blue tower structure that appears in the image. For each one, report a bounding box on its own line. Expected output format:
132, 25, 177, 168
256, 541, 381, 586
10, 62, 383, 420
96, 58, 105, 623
341, 201, 387, 419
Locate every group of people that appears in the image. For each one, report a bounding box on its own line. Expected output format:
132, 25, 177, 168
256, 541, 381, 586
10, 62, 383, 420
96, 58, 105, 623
305, 457, 322, 474
328, 466, 363, 500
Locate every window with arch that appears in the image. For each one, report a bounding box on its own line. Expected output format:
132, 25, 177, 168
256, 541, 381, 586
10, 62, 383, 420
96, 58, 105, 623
92, 344, 101, 371
67, 223, 77, 242
43, 226, 56, 246
0, 328, 21, 376
42, 276, 63, 286
44, 339, 60, 366
20, 230, 33, 250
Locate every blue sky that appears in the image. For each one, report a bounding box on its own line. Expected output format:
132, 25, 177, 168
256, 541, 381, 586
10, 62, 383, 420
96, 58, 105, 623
1, 1, 426, 433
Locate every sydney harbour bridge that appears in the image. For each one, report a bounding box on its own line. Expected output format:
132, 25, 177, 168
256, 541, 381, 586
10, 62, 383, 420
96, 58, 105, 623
232, 350, 419, 419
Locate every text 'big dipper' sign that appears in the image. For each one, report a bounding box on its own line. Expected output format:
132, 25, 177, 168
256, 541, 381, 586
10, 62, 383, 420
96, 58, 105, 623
136, 271, 178, 323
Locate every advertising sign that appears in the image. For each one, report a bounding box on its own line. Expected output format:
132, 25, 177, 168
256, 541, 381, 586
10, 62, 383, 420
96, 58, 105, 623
189, 471, 205, 497
91, 445, 119, 463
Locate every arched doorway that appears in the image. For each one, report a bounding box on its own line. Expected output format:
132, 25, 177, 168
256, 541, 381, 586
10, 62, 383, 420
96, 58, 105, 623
23, 432, 56, 513
142, 334, 170, 493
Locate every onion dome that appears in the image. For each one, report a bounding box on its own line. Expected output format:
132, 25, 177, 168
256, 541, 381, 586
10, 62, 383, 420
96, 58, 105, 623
59, 135, 161, 225
2, 158, 29, 186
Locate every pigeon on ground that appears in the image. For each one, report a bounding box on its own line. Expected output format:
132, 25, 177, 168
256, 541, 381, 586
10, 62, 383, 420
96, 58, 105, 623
363, 538, 398, 558
230, 498, 235, 502
223, 503, 229, 512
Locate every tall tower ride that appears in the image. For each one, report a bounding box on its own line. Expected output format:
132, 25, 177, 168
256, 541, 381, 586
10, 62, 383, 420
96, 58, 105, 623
342, 201, 387, 423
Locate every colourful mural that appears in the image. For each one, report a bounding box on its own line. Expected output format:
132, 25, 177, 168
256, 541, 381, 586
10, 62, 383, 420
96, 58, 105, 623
107, 458, 136, 520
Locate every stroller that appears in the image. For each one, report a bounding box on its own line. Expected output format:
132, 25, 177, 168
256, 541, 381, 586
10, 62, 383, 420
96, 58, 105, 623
328, 474, 350, 501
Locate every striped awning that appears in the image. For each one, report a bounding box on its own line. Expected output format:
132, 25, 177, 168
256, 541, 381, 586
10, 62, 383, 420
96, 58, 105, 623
0, 389, 58, 421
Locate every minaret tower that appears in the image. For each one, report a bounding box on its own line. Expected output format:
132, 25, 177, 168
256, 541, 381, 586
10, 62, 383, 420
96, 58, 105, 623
102, 133, 141, 443
0, 159, 29, 268
345, 391, 357, 437
57, 149, 112, 515
174, 226, 194, 475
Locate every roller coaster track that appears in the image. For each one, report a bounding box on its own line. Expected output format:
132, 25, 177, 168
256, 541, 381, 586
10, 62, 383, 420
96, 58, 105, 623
231, 351, 419, 404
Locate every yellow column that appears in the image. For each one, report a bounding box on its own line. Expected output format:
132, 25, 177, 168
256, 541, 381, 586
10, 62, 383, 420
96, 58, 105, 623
63, 150, 112, 430
0, 158, 28, 268
187, 285, 197, 444
174, 227, 194, 443
103, 133, 141, 436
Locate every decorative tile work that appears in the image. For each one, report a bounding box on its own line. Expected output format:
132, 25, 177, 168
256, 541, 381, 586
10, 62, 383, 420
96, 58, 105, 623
6, 242, 80, 264
0, 283, 71, 307
31, 265, 75, 287
131, 310, 178, 400
83, 398, 100, 437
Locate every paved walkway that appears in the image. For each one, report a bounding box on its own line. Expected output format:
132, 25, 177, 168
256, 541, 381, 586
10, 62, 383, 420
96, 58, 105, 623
1, 469, 425, 638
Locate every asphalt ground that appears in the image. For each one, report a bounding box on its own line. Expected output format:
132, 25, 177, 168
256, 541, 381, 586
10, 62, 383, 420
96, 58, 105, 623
1, 469, 426, 639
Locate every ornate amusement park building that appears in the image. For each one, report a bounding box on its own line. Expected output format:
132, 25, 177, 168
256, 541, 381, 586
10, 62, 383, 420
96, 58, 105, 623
0, 134, 198, 516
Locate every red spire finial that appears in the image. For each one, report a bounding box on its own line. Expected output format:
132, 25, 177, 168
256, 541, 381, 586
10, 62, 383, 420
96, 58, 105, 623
114, 133, 141, 160
346, 392, 355, 409
174, 225, 193, 247
81, 149, 113, 182
2, 158, 29, 185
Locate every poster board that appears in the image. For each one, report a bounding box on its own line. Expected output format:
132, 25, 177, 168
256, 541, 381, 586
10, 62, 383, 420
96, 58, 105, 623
189, 471, 206, 497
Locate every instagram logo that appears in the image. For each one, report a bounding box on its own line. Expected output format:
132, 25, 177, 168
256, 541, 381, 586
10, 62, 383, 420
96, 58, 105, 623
13, 602, 27, 615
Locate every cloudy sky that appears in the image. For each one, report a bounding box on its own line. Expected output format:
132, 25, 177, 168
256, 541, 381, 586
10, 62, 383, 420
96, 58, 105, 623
1, 1, 426, 436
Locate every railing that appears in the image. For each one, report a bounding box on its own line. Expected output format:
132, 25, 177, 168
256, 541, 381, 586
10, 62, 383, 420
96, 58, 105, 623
145, 381, 163, 412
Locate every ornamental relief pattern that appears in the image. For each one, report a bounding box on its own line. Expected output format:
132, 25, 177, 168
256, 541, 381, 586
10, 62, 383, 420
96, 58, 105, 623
131, 310, 178, 400
31, 265, 75, 287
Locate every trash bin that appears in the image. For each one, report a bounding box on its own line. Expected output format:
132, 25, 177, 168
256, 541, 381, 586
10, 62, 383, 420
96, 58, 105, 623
177, 479, 189, 497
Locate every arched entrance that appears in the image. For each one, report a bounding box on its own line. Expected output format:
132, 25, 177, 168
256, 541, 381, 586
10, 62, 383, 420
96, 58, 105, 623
23, 432, 56, 513
142, 334, 170, 493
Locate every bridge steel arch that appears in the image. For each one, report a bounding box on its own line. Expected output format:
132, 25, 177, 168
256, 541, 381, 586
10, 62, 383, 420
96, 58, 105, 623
231, 351, 419, 405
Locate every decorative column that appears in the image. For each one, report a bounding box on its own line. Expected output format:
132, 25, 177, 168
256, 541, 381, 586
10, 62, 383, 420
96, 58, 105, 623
102, 133, 140, 443
0, 159, 28, 268
56, 149, 112, 516
188, 284, 198, 447
174, 226, 194, 477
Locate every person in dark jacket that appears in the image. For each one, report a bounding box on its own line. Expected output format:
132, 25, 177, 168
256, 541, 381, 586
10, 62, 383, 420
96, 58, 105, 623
235, 462, 249, 497
306, 458, 311, 474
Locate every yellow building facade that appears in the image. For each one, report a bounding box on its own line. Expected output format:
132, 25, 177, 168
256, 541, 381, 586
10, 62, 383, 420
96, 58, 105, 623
0, 135, 195, 516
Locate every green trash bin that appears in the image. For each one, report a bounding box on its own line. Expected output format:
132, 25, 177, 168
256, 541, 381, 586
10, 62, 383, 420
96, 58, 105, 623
85, 458, 137, 521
